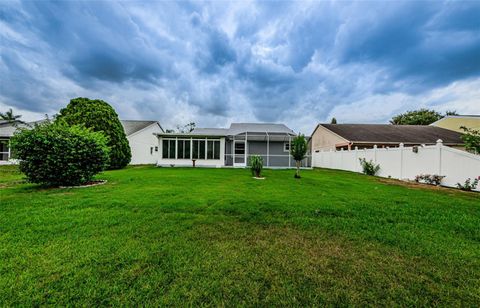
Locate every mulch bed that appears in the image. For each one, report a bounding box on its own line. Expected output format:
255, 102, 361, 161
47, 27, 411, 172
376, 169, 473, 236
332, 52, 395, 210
59, 180, 107, 189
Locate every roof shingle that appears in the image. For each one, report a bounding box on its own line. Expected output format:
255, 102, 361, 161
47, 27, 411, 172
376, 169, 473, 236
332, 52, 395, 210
120, 120, 160, 136
320, 124, 463, 145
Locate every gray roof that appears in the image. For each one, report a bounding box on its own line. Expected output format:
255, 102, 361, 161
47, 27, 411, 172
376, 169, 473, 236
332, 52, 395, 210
228, 123, 295, 135
0, 120, 38, 138
190, 128, 230, 136
160, 122, 296, 137
319, 124, 464, 145
121, 120, 161, 136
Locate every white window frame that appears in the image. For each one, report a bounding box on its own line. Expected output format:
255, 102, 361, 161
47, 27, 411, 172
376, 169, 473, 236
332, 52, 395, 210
162, 138, 177, 159
284, 142, 290, 152
0, 139, 10, 161
163, 138, 221, 160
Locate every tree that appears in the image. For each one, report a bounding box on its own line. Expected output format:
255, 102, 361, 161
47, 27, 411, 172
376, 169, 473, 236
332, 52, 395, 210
166, 122, 196, 133
290, 135, 308, 178
330, 117, 337, 124
56, 97, 131, 169
390, 109, 443, 125
445, 110, 458, 116
460, 126, 480, 154
10, 121, 109, 186
177, 122, 196, 133
0, 108, 24, 124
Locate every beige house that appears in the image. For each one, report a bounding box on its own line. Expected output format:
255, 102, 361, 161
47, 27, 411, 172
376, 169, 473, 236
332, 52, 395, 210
430, 115, 480, 133
310, 124, 464, 152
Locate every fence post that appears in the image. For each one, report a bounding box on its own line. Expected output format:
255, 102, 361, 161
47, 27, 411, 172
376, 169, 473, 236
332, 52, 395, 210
436, 139, 443, 175
355, 146, 359, 172
373, 145, 377, 163
340, 148, 344, 169
399, 143, 404, 179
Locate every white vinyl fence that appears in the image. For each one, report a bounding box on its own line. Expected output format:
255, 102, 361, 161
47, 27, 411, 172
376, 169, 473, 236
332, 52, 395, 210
312, 140, 480, 192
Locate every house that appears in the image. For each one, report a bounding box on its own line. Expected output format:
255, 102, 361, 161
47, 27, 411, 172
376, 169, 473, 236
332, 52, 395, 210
310, 124, 464, 152
0, 120, 42, 164
155, 123, 310, 168
430, 115, 480, 133
120, 120, 164, 165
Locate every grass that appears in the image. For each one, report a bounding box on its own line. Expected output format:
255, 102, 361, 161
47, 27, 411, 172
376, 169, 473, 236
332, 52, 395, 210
0, 165, 479, 305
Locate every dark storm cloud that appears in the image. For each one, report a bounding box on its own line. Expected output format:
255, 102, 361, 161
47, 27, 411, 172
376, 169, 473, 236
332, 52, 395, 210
1, 0, 479, 130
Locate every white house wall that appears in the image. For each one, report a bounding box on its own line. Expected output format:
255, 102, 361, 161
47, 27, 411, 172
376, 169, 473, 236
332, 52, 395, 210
127, 124, 163, 165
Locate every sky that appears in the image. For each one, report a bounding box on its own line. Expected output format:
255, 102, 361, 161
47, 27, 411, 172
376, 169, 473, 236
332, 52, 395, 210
1, 0, 480, 133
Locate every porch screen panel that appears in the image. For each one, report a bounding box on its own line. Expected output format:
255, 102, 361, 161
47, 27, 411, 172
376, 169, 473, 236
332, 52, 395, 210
184, 140, 191, 159
207, 141, 214, 159
199, 141, 206, 159
178, 140, 184, 158
169, 140, 176, 158
162, 140, 169, 159
213, 141, 220, 159
192, 140, 199, 159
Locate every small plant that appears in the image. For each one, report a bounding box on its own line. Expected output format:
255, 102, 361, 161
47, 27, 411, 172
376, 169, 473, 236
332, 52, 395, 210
249, 155, 263, 178
359, 158, 380, 176
456, 177, 479, 191
414, 174, 445, 186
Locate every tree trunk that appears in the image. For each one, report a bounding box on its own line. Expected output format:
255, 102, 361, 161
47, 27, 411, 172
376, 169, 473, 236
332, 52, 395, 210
295, 160, 300, 178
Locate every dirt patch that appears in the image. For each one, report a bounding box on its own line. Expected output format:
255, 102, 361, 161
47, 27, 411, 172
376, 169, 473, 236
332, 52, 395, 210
377, 177, 478, 194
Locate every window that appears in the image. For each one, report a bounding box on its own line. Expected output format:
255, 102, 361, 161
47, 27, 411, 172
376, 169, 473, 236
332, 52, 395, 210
150, 147, 153, 155
206, 140, 220, 159
214, 141, 220, 159
284, 142, 291, 152
162, 139, 176, 159
177, 139, 191, 159
155, 146, 158, 152
163, 138, 219, 160
207, 140, 214, 159
0, 140, 9, 161
199, 140, 205, 159
192, 140, 206, 159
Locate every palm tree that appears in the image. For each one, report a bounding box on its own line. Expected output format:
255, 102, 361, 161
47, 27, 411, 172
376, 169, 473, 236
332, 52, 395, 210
0, 108, 24, 124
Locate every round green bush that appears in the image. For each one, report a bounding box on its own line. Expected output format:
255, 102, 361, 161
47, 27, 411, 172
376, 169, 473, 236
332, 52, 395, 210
56, 97, 131, 169
10, 121, 109, 186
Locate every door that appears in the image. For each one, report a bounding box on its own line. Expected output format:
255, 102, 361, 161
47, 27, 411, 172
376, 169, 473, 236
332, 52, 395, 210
233, 140, 246, 167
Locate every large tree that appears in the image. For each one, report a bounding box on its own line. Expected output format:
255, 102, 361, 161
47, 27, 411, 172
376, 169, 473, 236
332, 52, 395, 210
290, 135, 308, 178
390, 109, 443, 125
56, 97, 131, 169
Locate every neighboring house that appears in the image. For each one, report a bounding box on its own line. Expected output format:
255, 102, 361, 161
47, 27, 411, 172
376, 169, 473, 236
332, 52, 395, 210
430, 115, 480, 133
155, 123, 310, 168
121, 120, 164, 165
310, 124, 464, 151
0, 120, 40, 164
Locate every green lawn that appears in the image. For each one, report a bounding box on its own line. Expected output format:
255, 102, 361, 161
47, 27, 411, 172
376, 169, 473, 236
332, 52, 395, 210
1, 166, 479, 306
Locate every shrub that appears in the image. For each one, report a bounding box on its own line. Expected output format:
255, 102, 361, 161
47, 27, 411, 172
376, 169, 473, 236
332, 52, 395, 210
10, 121, 109, 186
456, 177, 479, 191
249, 155, 263, 178
290, 135, 308, 178
56, 97, 131, 169
359, 158, 380, 176
415, 174, 445, 186
460, 126, 480, 154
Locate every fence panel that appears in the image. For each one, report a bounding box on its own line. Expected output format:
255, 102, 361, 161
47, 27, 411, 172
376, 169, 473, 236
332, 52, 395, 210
312, 141, 480, 191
